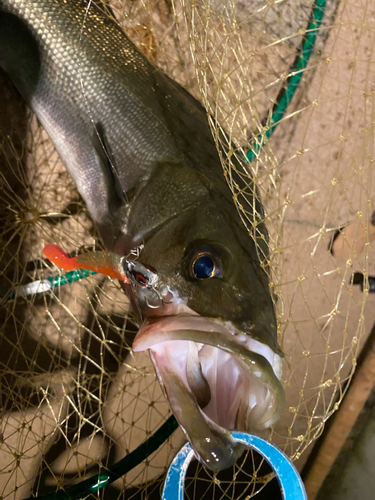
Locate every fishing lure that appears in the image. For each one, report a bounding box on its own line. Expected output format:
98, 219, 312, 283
43, 244, 169, 309
43, 244, 129, 282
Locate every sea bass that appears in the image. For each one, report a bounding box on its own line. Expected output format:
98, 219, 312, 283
0, 0, 284, 470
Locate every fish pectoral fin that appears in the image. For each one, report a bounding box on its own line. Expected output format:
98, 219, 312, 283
92, 122, 125, 211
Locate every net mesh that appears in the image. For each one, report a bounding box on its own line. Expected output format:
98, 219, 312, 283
0, 0, 374, 498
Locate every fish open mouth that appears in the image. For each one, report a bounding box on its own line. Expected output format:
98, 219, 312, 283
132, 314, 284, 472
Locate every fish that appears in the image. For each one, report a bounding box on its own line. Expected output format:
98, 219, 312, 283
0, 0, 284, 471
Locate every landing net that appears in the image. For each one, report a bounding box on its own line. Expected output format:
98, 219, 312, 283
0, 0, 374, 499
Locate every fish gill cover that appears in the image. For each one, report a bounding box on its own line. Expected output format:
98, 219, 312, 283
0, 0, 374, 499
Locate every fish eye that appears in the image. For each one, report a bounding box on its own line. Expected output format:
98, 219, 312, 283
182, 242, 224, 281
191, 254, 217, 280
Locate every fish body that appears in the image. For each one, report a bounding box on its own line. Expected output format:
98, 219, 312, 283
0, 0, 284, 471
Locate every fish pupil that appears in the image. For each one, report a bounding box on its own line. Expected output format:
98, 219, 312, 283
193, 255, 215, 279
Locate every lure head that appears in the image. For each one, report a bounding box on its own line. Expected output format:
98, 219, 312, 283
123, 260, 171, 309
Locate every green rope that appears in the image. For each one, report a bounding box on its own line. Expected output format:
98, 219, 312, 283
246, 0, 326, 162
24, 415, 179, 500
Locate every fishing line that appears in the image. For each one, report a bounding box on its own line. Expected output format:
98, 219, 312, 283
16, 0, 327, 497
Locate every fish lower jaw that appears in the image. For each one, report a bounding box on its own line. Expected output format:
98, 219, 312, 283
200, 343, 282, 431
133, 315, 284, 471
150, 339, 282, 432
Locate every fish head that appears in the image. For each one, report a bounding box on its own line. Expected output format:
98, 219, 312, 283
115, 161, 284, 471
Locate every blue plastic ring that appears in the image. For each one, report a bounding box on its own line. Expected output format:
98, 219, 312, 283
162, 432, 307, 500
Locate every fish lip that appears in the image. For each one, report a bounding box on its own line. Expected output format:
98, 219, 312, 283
133, 314, 284, 470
